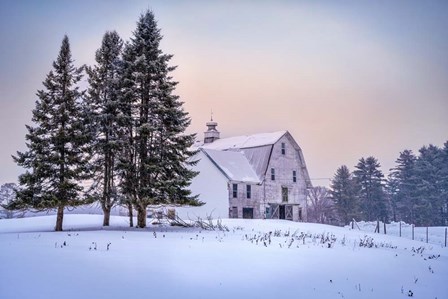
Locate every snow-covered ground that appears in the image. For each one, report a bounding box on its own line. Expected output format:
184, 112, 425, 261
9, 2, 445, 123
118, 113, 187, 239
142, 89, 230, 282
0, 215, 447, 299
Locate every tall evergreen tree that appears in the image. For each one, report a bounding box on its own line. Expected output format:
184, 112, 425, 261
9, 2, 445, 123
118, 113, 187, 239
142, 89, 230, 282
9, 36, 90, 231
414, 144, 444, 225
353, 157, 387, 221
440, 142, 448, 225
330, 165, 359, 225
388, 150, 418, 223
86, 31, 123, 226
118, 10, 201, 228
385, 172, 400, 222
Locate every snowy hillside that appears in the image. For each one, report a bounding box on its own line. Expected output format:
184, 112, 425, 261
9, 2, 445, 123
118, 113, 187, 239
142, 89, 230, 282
0, 215, 447, 299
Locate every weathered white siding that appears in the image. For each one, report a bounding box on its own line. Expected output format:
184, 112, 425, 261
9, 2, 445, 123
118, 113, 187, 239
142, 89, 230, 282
262, 134, 308, 221
175, 151, 229, 220
229, 182, 264, 219
228, 133, 310, 221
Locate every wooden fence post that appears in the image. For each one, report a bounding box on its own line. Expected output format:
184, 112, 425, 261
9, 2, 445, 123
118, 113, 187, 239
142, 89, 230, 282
399, 222, 401, 237
412, 224, 414, 240
426, 227, 428, 243
383, 222, 386, 235
445, 228, 447, 247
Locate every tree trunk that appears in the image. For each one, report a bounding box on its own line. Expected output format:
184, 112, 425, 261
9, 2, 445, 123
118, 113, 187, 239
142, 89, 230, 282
55, 205, 64, 231
103, 207, 111, 226
137, 207, 147, 228
102, 146, 112, 227
127, 202, 133, 227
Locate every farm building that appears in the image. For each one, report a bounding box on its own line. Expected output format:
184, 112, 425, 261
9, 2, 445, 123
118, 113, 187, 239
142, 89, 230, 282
174, 119, 312, 221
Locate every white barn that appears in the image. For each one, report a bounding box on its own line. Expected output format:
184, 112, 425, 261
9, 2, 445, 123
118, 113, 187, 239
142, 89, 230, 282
175, 119, 312, 221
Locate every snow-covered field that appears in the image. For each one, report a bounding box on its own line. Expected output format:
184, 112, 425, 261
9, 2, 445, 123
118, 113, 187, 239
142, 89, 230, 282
0, 215, 447, 299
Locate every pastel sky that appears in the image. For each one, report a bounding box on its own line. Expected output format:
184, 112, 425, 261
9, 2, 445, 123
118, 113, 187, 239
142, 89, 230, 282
1, 0, 447, 185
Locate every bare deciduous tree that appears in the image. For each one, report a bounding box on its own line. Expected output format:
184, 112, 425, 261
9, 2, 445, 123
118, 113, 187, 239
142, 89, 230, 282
0, 183, 25, 219
307, 186, 338, 224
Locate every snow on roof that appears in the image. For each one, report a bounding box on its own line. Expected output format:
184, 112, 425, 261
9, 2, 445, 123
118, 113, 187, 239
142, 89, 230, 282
239, 145, 272, 179
201, 148, 261, 184
201, 130, 287, 150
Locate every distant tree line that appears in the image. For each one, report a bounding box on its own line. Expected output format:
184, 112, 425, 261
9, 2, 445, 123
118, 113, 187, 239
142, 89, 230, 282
329, 142, 448, 226
4, 10, 202, 231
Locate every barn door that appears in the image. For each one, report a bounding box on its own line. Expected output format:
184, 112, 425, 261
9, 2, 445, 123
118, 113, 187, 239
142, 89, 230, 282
243, 208, 254, 219
271, 204, 279, 219
279, 205, 285, 219
230, 207, 238, 218
285, 205, 293, 220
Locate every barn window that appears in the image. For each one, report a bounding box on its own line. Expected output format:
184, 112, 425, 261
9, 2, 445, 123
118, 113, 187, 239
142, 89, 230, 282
293, 170, 297, 183
232, 184, 238, 198
281, 143, 286, 155
246, 185, 251, 199
271, 168, 275, 180
282, 187, 288, 202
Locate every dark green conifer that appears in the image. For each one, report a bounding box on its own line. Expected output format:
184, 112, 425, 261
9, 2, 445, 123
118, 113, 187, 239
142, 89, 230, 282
118, 10, 201, 228
389, 150, 418, 223
86, 31, 123, 226
11, 36, 90, 231
354, 157, 387, 221
330, 165, 359, 225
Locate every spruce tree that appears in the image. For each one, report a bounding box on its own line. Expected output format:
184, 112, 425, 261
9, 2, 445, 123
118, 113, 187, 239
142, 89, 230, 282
10, 36, 90, 231
388, 150, 418, 223
440, 142, 448, 225
118, 10, 201, 228
86, 31, 123, 226
353, 157, 387, 221
153, 55, 200, 207
385, 172, 400, 222
414, 144, 444, 225
330, 165, 359, 225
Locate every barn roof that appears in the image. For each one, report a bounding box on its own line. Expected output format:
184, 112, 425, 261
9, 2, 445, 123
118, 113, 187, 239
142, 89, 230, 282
201, 149, 261, 184
201, 131, 287, 150
197, 130, 311, 187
